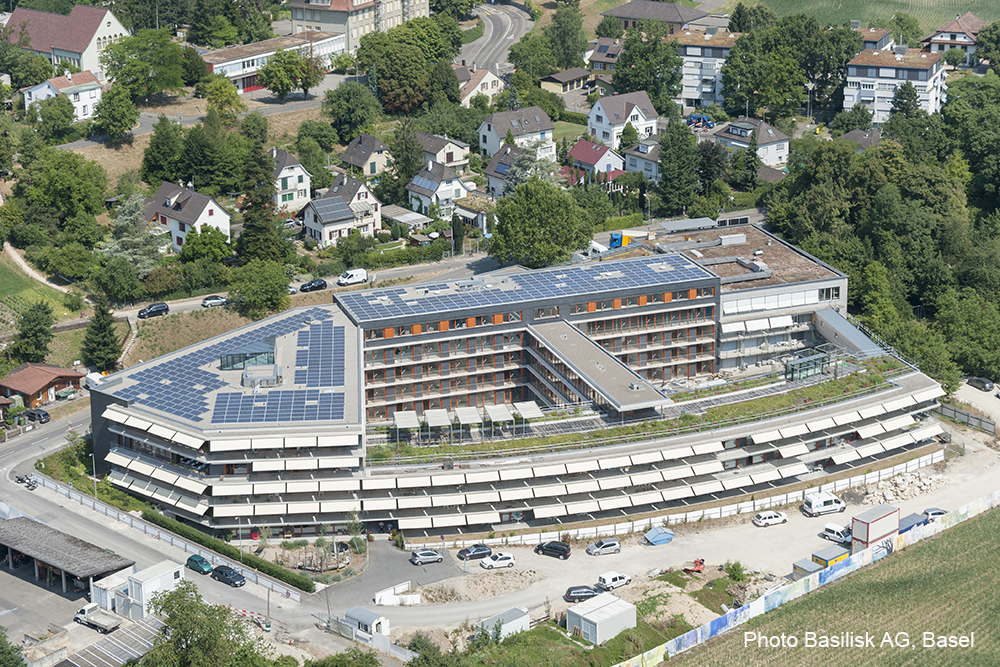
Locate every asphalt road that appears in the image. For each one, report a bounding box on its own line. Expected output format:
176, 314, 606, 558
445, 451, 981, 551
461, 3, 532, 76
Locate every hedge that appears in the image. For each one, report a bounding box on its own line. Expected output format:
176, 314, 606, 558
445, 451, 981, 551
561, 111, 588, 126
598, 213, 644, 233
356, 238, 450, 270
523, 0, 541, 21
141, 510, 316, 593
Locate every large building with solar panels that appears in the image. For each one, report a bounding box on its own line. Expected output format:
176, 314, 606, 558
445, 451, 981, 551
89, 224, 946, 537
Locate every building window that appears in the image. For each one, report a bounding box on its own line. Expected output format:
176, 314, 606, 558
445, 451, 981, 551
298, 174, 304, 183
298, 189, 306, 197
208, 208, 214, 216
82, 105, 88, 115
602, 131, 610, 140
534, 306, 558, 319
176, 236, 183, 246
179, 222, 186, 232
819, 287, 840, 301
596, 114, 603, 123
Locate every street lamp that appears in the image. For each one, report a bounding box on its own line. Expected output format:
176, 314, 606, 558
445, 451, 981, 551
88, 453, 97, 499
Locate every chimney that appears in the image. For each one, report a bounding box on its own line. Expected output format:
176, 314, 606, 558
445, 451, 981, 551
270, 147, 277, 158
187, 181, 193, 190
462, 59, 466, 66
472, 62, 476, 73
850, 19, 860, 30
66, 72, 72, 81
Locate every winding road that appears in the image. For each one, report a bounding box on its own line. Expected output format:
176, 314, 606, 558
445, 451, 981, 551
461, 3, 533, 76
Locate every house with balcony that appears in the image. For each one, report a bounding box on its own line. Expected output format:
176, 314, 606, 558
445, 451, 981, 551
413, 131, 469, 173
478, 106, 556, 160
600, 1, 706, 34
302, 172, 381, 248
341, 133, 391, 183
7, 4, 127, 80
712, 118, 789, 167
452, 63, 505, 107
289, 0, 428, 52
22, 70, 103, 121
568, 139, 624, 177
921, 12, 986, 65
672, 28, 740, 110
143, 182, 231, 253
623, 134, 660, 183
588, 91, 658, 150
406, 161, 469, 219
202, 32, 344, 94
272, 147, 312, 212
844, 47, 945, 125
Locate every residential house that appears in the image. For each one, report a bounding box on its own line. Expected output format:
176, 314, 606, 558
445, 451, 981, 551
202, 32, 344, 94
844, 47, 945, 125
852, 22, 894, 51
143, 182, 232, 253
454, 195, 496, 233
623, 134, 660, 183
672, 28, 740, 109
757, 165, 786, 184
22, 70, 102, 121
406, 161, 469, 218
593, 74, 614, 97
7, 4, 127, 80
272, 147, 312, 212
841, 127, 882, 152
712, 118, 789, 167
302, 173, 381, 249
559, 164, 627, 193
600, 1, 706, 34
485, 144, 525, 198
0, 363, 84, 409
589, 38, 623, 79
289, 0, 429, 52
588, 91, 658, 150
568, 139, 624, 177
478, 106, 556, 160
342, 134, 391, 182
413, 131, 469, 173
922, 12, 986, 65
540, 67, 590, 94
452, 63, 504, 107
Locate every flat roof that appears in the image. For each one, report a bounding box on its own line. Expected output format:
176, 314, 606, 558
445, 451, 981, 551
130, 559, 182, 582
571, 592, 635, 619
335, 255, 716, 325
202, 32, 341, 64
0, 517, 135, 579
849, 49, 941, 69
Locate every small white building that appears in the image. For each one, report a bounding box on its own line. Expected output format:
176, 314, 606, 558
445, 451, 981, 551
271, 147, 312, 212
8, 4, 127, 80
303, 173, 381, 248
921, 12, 986, 66
476, 607, 529, 641
477, 106, 556, 160
118, 560, 184, 620
381, 204, 432, 233
406, 161, 469, 219
588, 91, 658, 150
202, 32, 344, 95
672, 28, 740, 110
346, 606, 390, 637
844, 47, 946, 125
712, 118, 790, 167
566, 593, 636, 645
22, 70, 103, 121
143, 182, 231, 254
622, 134, 660, 183
413, 131, 469, 173
453, 63, 505, 108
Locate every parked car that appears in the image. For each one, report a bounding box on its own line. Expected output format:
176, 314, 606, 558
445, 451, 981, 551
25, 409, 50, 424
752, 510, 788, 527
287, 285, 298, 295
802, 491, 846, 517
968, 377, 994, 391
457, 544, 492, 561
821, 523, 852, 544
923, 508, 947, 523
586, 538, 621, 556
410, 549, 443, 565
481, 552, 515, 569
201, 295, 229, 308
564, 585, 599, 603
299, 279, 327, 292
210, 565, 245, 587
595, 571, 631, 591
534, 541, 571, 560
186, 554, 212, 574
137, 302, 169, 319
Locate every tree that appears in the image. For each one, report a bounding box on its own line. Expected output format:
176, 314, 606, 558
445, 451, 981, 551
721, 29, 806, 119
93, 83, 140, 146
0, 115, 15, 173
299, 56, 325, 99
330, 52, 356, 74
427, 58, 461, 105
943, 47, 968, 69
204, 78, 246, 126
141, 115, 183, 186
803, 26, 862, 109
508, 32, 557, 80
430, 0, 473, 19
179, 123, 216, 191
8, 53, 52, 90
295, 135, 333, 190
831, 103, 872, 136
388, 16, 457, 62
732, 129, 762, 191
10, 301, 54, 363
241, 111, 269, 148
546, 7, 587, 70
257, 48, 300, 102
304, 648, 380, 667
697, 140, 730, 190
15, 148, 108, 221
614, 20, 683, 115
375, 119, 423, 205
240, 11, 274, 44
727, 2, 777, 32
979, 22, 1000, 74
81, 293, 122, 371
93, 257, 146, 305
619, 122, 638, 149
322, 81, 381, 142
236, 147, 290, 263
186, 0, 242, 47
228, 258, 289, 319
98, 194, 163, 278
376, 43, 428, 113
0, 625, 23, 667
100, 29, 184, 102
596, 15, 623, 39
890, 81, 921, 119
656, 122, 699, 216
298, 119, 338, 152
503, 128, 516, 146
30, 95, 75, 144
180, 225, 231, 263
490, 178, 592, 268
181, 46, 209, 86
503, 145, 557, 195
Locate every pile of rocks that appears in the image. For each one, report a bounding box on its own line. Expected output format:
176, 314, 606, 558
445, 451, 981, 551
859, 471, 949, 505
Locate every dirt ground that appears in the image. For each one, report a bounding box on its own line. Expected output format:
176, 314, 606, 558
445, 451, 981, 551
421, 569, 544, 604
74, 134, 152, 186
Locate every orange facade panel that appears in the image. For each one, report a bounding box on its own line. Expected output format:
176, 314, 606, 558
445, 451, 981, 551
688, 288, 697, 300
467, 317, 476, 328
411, 324, 422, 335
383, 328, 394, 339
587, 302, 597, 313
439, 321, 449, 331
612, 298, 621, 309
492, 313, 504, 325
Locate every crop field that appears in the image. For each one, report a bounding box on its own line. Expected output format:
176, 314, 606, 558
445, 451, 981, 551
675, 506, 1000, 666
751, 0, 1000, 35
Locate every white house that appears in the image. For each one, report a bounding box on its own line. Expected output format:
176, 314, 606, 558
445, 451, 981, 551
143, 182, 231, 254
8, 4, 127, 81
302, 173, 381, 249
477, 106, 556, 160
406, 161, 469, 218
712, 118, 790, 167
413, 131, 469, 173
271, 147, 312, 212
484, 145, 525, 199
588, 91, 658, 150
22, 70, 102, 121
202, 32, 344, 94
672, 29, 740, 110
452, 63, 505, 108
844, 47, 946, 125
921, 12, 986, 66
622, 134, 660, 183
568, 139, 624, 177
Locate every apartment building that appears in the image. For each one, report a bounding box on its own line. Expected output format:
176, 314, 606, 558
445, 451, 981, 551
289, 0, 429, 52
922, 12, 986, 66
672, 28, 740, 109
844, 47, 945, 125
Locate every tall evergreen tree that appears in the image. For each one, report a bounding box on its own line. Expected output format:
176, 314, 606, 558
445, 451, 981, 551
656, 122, 699, 216
97, 194, 163, 278
142, 115, 184, 185
890, 81, 921, 119
236, 147, 290, 264
374, 120, 424, 206
81, 294, 122, 371
179, 123, 216, 191
427, 59, 461, 105
734, 129, 762, 191
10, 301, 54, 363
0, 625, 23, 667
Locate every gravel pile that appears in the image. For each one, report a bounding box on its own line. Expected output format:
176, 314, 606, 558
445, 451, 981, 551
420, 569, 542, 604
859, 471, 949, 505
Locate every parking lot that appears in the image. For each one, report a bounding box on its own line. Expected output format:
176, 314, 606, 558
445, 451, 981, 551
57, 617, 164, 667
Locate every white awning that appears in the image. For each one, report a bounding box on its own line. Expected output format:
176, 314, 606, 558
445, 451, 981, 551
751, 430, 781, 445
532, 464, 567, 477
598, 456, 631, 470
513, 401, 544, 419
690, 460, 724, 475
364, 477, 397, 489
777, 443, 809, 458
499, 487, 534, 501
172, 432, 204, 450
629, 471, 663, 485
210, 439, 250, 452
150, 468, 178, 485
720, 474, 754, 490
565, 459, 600, 473
806, 417, 837, 432
598, 496, 632, 511
287, 501, 320, 514
105, 451, 133, 468
101, 407, 129, 424
832, 411, 862, 426
431, 514, 468, 528
174, 476, 207, 494
659, 464, 693, 481
108, 470, 132, 486
318, 434, 360, 447
630, 490, 663, 505
881, 415, 916, 432
253, 460, 284, 472
425, 409, 451, 428
779, 424, 809, 439
856, 423, 885, 439
463, 511, 501, 525
629, 451, 664, 465
721, 321, 745, 334
774, 461, 808, 477
148, 424, 176, 440
255, 481, 287, 494
856, 442, 886, 458
318, 456, 361, 468
430, 472, 466, 486
284, 436, 316, 448
882, 396, 916, 412
880, 433, 914, 452
689, 480, 724, 495
128, 460, 155, 477
319, 479, 361, 491
750, 469, 781, 484
662, 447, 694, 461
176, 496, 207, 513
124, 415, 152, 431
499, 468, 532, 481
910, 423, 944, 441
532, 484, 567, 498
393, 411, 420, 429
214, 504, 255, 517
745, 318, 770, 332
692, 441, 724, 455
485, 404, 514, 422
769, 315, 794, 328
563, 479, 600, 494
455, 407, 483, 425
533, 504, 568, 519
398, 516, 433, 529
912, 387, 946, 403
252, 438, 284, 450
566, 500, 600, 514
465, 491, 500, 504
286, 458, 318, 470
858, 405, 886, 420
832, 448, 861, 465
216, 483, 253, 495
465, 470, 499, 483
363, 498, 398, 511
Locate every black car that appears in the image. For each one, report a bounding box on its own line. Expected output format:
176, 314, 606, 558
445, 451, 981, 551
138, 302, 169, 319
210, 565, 246, 587
457, 544, 492, 561
25, 409, 50, 424
564, 585, 599, 603
968, 376, 994, 391
299, 279, 327, 293
534, 541, 571, 560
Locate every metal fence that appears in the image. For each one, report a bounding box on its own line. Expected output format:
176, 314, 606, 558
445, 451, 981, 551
935, 404, 996, 435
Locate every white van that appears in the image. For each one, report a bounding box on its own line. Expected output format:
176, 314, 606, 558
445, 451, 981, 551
337, 268, 368, 286
802, 492, 846, 517
596, 571, 631, 591
821, 523, 852, 543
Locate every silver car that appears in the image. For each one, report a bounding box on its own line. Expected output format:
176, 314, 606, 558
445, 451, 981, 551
586, 538, 621, 556
410, 549, 442, 565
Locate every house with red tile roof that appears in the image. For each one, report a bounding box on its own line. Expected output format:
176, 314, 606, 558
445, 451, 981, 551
568, 139, 624, 177
7, 4, 127, 81
922, 12, 988, 65
22, 70, 103, 122
0, 363, 84, 409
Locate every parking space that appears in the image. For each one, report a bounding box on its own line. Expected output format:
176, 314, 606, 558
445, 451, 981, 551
0, 556, 89, 640
58, 617, 164, 667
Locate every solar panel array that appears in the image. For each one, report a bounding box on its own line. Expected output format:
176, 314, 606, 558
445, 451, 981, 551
337, 255, 714, 324
410, 175, 438, 193
114, 307, 351, 425
310, 197, 353, 222
293, 321, 346, 387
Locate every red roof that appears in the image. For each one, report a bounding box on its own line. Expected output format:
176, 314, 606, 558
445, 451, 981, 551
569, 139, 613, 166
930, 12, 986, 39
0, 363, 84, 396
8, 5, 111, 56
47, 70, 100, 92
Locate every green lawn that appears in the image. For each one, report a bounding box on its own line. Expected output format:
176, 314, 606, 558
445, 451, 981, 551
552, 121, 586, 144
0, 250, 81, 326
752, 0, 1000, 34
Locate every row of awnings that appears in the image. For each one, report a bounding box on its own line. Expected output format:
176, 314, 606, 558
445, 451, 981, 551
721, 315, 795, 334
105, 449, 208, 494
392, 402, 545, 430
108, 470, 208, 515
830, 423, 944, 465
102, 407, 204, 450
208, 434, 360, 452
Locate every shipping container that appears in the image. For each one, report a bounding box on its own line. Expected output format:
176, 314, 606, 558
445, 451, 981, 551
792, 559, 823, 580
812, 545, 850, 568
852, 504, 899, 543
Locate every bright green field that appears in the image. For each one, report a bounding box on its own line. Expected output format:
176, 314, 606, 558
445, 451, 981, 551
749, 0, 1000, 35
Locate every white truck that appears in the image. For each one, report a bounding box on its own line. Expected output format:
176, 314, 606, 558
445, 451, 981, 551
75, 603, 121, 634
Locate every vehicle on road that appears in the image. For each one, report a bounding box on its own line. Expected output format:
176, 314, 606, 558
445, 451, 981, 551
534, 541, 571, 560
802, 491, 846, 517
596, 571, 631, 591
410, 549, 443, 565
201, 295, 229, 308
287, 285, 298, 295
186, 554, 212, 574
564, 585, 599, 603
337, 268, 368, 286
211, 565, 246, 587
923, 508, 947, 523
137, 302, 169, 319
586, 538, 621, 556
300, 279, 327, 292
481, 552, 515, 569
25, 409, 50, 424
968, 377, 993, 391
457, 544, 492, 561
821, 523, 852, 544
75, 603, 120, 634
752, 510, 788, 527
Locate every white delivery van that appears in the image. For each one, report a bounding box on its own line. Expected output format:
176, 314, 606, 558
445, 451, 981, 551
337, 268, 368, 286
802, 491, 846, 517
596, 571, 631, 591
821, 523, 852, 543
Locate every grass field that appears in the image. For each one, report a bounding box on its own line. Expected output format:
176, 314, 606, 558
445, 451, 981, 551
0, 250, 82, 335
676, 506, 1000, 666
552, 120, 586, 143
